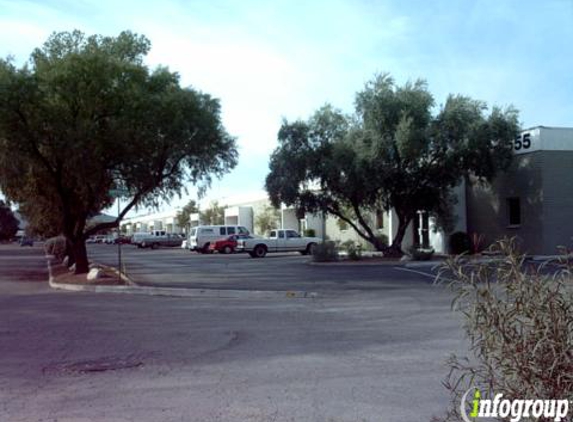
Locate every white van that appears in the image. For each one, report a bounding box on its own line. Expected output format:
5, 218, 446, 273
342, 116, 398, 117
188, 225, 249, 253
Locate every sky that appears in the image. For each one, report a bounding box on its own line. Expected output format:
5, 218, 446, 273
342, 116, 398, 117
1, 0, 572, 214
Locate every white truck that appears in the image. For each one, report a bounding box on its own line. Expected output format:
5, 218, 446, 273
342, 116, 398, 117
238, 229, 321, 258
132, 230, 183, 249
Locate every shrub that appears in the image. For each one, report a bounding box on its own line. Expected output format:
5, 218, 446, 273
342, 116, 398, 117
435, 238, 573, 421
340, 240, 363, 261
408, 245, 434, 261
448, 231, 472, 255
376, 234, 389, 246
303, 228, 316, 237
44, 236, 67, 261
312, 241, 339, 262
375, 234, 389, 248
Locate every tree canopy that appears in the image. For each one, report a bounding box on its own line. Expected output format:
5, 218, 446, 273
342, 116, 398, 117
0, 30, 237, 272
265, 74, 519, 255
176, 199, 199, 231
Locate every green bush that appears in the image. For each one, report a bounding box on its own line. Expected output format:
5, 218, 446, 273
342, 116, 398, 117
435, 238, 573, 421
408, 245, 434, 261
375, 234, 389, 248
44, 236, 67, 261
340, 240, 363, 261
303, 228, 316, 237
312, 241, 339, 262
448, 231, 472, 255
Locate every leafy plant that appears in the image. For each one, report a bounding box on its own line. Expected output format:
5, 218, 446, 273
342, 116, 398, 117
312, 241, 339, 262
375, 234, 389, 248
44, 236, 67, 261
435, 238, 573, 421
340, 240, 363, 261
303, 228, 316, 237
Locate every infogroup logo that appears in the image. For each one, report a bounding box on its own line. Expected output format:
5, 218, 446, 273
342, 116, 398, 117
460, 389, 569, 422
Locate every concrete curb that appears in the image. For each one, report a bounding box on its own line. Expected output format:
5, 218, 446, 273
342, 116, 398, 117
403, 260, 443, 269
308, 260, 407, 266
94, 263, 137, 286
48, 280, 317, 299
46, 254, 316, 299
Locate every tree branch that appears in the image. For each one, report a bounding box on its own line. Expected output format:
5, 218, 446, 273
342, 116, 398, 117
83, 191, 144, 238
324, 205, 371, 244
351, 203, 378, 242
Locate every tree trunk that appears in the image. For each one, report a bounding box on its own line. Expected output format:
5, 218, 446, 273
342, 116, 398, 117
370, 235, 387, 252
386, 216, 410, 257
65, 239, 76, 268
71, 239, 89, 274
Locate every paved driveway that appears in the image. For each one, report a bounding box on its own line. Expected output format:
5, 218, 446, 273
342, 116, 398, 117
87, 244, 437, 292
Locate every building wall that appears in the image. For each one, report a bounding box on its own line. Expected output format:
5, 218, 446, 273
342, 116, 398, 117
324, 210, 390, 249
466, 152, 545, 254
224, 206, 254, 233
540, 151, 573, 253
304, 212, 324, 239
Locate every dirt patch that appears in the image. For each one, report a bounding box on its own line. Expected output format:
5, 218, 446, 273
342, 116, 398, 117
51, 262, 126, 286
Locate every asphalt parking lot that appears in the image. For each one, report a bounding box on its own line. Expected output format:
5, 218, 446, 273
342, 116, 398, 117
1, 243, 466, 422
87, 244, 438, 292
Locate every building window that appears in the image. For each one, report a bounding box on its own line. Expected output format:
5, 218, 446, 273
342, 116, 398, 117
507, 197, 521, 226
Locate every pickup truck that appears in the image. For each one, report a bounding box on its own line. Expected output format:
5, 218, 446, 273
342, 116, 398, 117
237, 229, 321, 258
132, 231, 183, 249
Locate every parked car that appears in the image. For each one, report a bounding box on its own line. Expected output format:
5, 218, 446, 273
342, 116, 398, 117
209, 234, 252, 254
238, 229, 320, 258
187, 225, 250, 253
19, 237, 34, 247
114, 235, 131, 244
132, 230, 183, 249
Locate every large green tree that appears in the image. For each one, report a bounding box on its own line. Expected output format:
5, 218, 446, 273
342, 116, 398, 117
0, 30, 237, 273
255, 205, 280, 235
0, 200, 19, 240
176, 199, 199, 231
200, 201, 225, 225
265, 74, 519, 255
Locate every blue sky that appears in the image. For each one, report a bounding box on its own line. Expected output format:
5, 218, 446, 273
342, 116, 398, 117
1, 0, 572, 213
